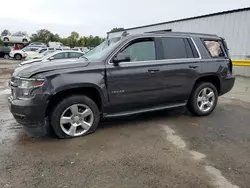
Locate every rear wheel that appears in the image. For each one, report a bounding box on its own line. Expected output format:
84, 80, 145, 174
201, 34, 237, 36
50, 95, 100, 139
14, 54, 22, 60
188, 82, 218, 116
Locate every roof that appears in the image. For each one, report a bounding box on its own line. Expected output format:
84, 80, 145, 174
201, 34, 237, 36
107, 7, 250, 34
123, 32, 220, 39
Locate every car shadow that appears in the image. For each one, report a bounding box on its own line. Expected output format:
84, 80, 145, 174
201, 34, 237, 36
98, 107, 190, 130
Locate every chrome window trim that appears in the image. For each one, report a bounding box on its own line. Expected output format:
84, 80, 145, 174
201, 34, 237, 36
107, 35, 202, 65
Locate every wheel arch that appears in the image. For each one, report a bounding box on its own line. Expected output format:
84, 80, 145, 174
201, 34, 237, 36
193, 75, 221, 94
45, 84, 105, 117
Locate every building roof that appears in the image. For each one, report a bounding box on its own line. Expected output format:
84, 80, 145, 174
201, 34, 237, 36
107, 7, 250, 34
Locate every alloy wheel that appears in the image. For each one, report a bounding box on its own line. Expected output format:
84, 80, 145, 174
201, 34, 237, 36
60, 104, 94, 137
197, 87, 215, 112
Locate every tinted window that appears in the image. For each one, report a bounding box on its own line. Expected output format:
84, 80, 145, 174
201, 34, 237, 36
48, 48, 54, 50
122, 40, 156, 62
52, 52, 68, 59
204, 40, 225, 57
39, 49, 47, 53
30, 48, 39, 51
162, 37, 189, 59
69, 52, 82, 58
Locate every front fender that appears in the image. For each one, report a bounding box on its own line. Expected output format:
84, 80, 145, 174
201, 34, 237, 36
45, 72, 108, 104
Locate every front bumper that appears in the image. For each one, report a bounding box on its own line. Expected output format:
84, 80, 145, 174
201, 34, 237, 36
219, 75, 235, 96
8, 94, 49, 127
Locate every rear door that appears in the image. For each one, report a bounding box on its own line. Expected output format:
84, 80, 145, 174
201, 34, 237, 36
105, 37, 165, 113
157, 37, 202, 102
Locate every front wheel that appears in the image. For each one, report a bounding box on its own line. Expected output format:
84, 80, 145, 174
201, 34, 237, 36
51, 95, 100, 139
14, 54, 22, 60
188, 82, 218, 116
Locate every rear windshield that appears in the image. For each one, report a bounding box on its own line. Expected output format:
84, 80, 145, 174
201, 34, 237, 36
203, 40, 226, 58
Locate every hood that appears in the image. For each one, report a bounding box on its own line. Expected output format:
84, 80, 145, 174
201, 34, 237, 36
13, 59, 90, 78
20, 58, 43, 65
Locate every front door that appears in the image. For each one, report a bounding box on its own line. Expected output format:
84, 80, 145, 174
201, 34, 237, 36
105, 37, 164, 114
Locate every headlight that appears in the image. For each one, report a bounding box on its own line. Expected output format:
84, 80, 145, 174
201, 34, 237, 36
16, 78, 44, 99
18, 78, 44, 89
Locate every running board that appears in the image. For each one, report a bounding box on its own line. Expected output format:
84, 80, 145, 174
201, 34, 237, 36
105, 102, 187, 118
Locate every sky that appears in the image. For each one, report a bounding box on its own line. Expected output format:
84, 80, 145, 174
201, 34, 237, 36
0, 0, 249, 37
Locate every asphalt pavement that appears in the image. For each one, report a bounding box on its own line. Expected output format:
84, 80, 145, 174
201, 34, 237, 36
0, 77, 250, 188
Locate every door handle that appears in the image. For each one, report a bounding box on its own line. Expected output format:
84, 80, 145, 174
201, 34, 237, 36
148, 69, 160, 73
189, 65, 198, 69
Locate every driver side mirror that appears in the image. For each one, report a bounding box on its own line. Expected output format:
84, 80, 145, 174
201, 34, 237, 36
48, 56, 55, 61
113, 52, 130, 64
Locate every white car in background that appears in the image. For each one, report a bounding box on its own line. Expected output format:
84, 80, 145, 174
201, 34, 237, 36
48, 42, 70, 49
1, 34, 30, 43
20, 50, 84, 66
26, 49, 58, 60
9, 46, 40, 60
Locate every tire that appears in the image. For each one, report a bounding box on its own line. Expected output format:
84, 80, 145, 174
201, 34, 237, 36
3, 37, 9, 42
188, 82, 218, 116
14, 54, 22, 60
23, 38, 28, 43
50, 95, 100, 139
4, 54, 9, 59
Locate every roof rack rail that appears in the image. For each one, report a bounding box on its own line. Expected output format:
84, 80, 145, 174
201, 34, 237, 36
147, 31, 217, 37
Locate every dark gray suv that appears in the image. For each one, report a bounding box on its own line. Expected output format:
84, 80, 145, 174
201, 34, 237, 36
8, 32, 235, 138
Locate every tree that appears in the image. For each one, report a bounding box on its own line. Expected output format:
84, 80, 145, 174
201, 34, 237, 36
14, 31, 28, 36
1, 29, 11, 36
0, 39, 3, 46
30, 29, 53, 43
70, 31, 79, 41
109, 28, 124, 32
29, 29, 103, 48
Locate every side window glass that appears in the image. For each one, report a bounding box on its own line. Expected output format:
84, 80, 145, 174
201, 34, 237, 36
53, 53, 67, 59
162, 37, 188, 59
40, 49, 46, 53
70, 52, 82, 58
122, 40, 156, 62
31, 48, 38, 51
204, 40, 225, 57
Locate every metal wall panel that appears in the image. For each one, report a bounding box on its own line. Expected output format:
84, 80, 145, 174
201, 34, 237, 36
108, 10, 250, 59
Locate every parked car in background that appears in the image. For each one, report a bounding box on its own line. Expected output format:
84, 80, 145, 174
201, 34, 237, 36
1, 34, 30, 43
9, 46, 40, 60
9, 50, 27, 60
26, 49, 59, 60
28, 42, 47, 48
0, 46, 11, 59
71, 47, 90, 54
20, 50, 84, 65
37, 47, 62, 53
48, 42, 70, 49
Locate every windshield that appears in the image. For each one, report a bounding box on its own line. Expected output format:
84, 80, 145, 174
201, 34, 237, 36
84, 37, 121, 61
23, 47, 32, 52
42, 50, 55, 56
84, 42, 119, 61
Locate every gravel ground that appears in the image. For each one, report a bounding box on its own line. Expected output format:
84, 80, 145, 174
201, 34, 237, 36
0, 71, 249, 188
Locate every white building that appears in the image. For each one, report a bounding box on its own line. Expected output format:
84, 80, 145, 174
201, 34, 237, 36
107, 7, 250, 60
